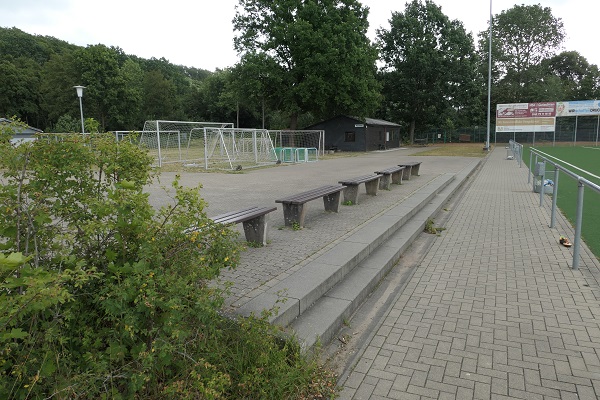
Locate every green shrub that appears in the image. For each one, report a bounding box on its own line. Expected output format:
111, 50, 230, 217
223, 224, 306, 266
0, 126, 338, 399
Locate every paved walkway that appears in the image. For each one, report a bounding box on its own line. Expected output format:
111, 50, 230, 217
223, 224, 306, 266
337, 147, 600, 399
147, 148, 477, 309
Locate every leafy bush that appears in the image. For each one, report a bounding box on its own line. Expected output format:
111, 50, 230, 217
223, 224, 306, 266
0, 125, 338, 399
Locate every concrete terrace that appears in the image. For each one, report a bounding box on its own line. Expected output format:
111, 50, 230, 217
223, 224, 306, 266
147, 146, 600, 399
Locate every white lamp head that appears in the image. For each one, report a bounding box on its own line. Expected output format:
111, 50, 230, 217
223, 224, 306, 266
73, 85, 86, 98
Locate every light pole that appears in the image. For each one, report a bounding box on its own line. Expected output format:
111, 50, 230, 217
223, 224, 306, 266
73, 85, 86, 134
485, 0, 492, 151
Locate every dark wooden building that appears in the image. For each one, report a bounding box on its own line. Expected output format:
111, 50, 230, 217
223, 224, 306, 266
305, 115, 402, 152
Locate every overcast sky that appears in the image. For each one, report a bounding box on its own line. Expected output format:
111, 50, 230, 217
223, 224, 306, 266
1, 0, 597, 72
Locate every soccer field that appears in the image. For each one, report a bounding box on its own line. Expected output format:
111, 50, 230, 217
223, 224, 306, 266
523, 145, 600, 259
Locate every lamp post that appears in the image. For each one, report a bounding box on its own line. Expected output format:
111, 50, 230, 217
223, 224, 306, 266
485, 0, 492, 151
73, 85, 86, 134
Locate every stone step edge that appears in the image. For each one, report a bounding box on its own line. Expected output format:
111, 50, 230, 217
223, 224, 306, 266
289, 160, 480, 349
237, 173, 456, 327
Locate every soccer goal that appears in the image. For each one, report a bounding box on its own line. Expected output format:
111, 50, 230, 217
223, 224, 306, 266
140, 120, 234, 167
269, 130, 325, 162
199, 127, 278, 170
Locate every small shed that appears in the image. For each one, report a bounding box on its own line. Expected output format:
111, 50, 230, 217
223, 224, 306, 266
304, 115, 401, 152
1, 118, 43, 144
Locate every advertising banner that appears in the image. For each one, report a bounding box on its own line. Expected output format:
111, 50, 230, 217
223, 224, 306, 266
496, 102, 556, 132
556, 100, 600, 117
496, 103, 529, 118
497, 102, 556, 118
496, 117, 556, 132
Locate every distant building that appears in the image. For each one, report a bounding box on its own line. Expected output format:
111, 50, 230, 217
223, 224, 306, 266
305, 115, 402, 152
1, 118, 43, 144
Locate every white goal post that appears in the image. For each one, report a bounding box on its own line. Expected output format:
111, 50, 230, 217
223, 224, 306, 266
200, 127, 278, 170
138, 121, 325, 169
269, 130, 325, 159
140, 120, 234, 167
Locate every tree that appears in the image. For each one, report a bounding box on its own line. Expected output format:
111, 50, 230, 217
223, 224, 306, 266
51, 113, 80, 132
142, 69, 177, 120
0, 56, 42, 126
114, 58, 144, 129
0, 126, 338, 399
478, 4, 565, 103
0, 27, 77, 65
377, 0, 480, 142
543, 51, 600, 100
225, 53, 282, 128
39, 51, 81, 126
233, 0, 381, 129
75, 44, 129, 131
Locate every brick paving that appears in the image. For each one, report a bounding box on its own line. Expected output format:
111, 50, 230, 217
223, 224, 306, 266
338, 147, 600, 400
147, 149, 476, 309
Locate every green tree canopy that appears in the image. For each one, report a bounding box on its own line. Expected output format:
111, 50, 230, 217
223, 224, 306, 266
377, 0, 481, 142
0, 56, 41, 125
233, 0, 381, 129
478, 4, 566, 103
542, 51, 600, 100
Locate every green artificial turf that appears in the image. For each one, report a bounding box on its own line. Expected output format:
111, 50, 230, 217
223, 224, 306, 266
522, 145, 600, 260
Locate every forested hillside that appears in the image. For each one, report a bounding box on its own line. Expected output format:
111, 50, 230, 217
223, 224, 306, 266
0, 27, 239, 132
2, 1, 599, 137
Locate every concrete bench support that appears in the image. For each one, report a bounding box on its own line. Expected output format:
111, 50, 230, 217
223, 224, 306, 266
398, 161, 422, 180
374, 166, 405, 190
211, 206, 277, 246
276, 185, 346, 227
338, 174, 383, 205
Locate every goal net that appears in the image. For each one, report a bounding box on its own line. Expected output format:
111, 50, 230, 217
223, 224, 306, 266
199, 128, 278, 170
269, 130, 325, 162
138, 122, 324, 169
140, 120, 233, 167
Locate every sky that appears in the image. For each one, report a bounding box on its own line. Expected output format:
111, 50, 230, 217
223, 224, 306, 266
1, 0, 597, 72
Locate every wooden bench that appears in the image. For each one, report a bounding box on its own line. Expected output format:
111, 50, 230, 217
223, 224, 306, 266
374, 166, 406, 190
275, 184, 346, 228
338, 174, 383, 205
398, 161, 422, 180
414, 138, 427, 146
210, 206, 277, 246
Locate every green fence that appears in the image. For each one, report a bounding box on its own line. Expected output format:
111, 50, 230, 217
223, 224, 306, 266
418, 116, 600, 146
416, 127, 490, 144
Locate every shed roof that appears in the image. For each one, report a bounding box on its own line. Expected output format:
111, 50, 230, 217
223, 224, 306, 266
1, 118, 43, 134
304, 115, 401, 129
363, 117, 401, 127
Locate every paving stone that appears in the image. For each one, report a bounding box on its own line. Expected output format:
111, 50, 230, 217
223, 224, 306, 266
171, 148, 600, 400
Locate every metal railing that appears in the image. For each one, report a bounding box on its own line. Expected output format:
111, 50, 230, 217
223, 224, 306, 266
508, 140, 523, 168
511, 140, 600, 270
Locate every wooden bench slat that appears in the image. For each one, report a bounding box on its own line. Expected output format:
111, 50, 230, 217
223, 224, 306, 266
275, 184, 345, 205
208, 206, 277, 246
275, 184, 346, 227
339, 174, 382, 185
375, 166, 405, 175
211, 206, 261, 222
212, 206, 277, 224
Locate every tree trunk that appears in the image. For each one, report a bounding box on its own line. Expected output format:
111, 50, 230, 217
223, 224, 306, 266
289, 112, 298, 131
409, 119, 416, 144
288, 113, 298, 147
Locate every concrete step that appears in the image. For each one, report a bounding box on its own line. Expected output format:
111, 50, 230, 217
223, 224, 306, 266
237, 169, 470, 328
288, 160, 480, 349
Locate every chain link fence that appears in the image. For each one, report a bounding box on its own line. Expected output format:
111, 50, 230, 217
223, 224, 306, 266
416, 116, 600, 146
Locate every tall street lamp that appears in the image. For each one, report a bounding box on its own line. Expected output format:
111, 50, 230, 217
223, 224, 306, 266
73, 85, 86, 133
485, 0, 493, 151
